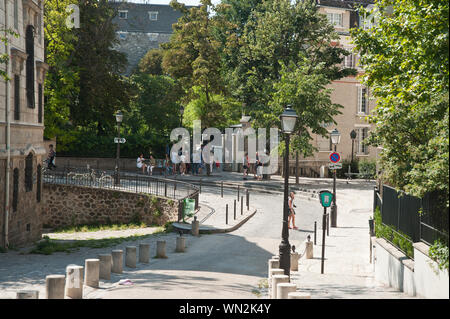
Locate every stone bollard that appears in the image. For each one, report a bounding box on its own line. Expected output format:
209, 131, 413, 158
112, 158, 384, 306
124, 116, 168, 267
46, 275, 66, 299
84, 259, 100, 288
139, 243, 151, 263
111, 250, 123, 274
272, 275, 289, 299
98, 254, 112, 280
272, 255, 280, 260
16, 290, 39, 299
268, 269, 285, 299
191, 216, 200, 237
290, 252, 300, 271
65, 265, 84, 299
306, 241, 313, 259
277, 283, 297, 299
176, 236, 186, 253
288, 292, 311, 299
156, 240, 167, 258
268, 259, 280, 275
126, 246, 137, 268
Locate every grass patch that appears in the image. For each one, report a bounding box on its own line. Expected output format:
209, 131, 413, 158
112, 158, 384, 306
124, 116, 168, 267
50, 221, 149, 234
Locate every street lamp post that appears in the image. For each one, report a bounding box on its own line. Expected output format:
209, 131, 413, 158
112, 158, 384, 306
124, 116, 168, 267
350, 129, 357, 167
114, 110, 123, 186
330, 128, 341, 228
278, 105, 298, 276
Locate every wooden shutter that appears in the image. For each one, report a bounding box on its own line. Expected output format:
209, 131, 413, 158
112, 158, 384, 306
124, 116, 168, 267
14, 75, 20, 120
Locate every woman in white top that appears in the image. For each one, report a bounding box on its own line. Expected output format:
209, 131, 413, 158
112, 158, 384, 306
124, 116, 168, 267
136, 153, 148, 174
288, 191, 298, 230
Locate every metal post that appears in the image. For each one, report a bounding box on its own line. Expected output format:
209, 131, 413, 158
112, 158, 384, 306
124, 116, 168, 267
226, 204, 228, 225
237, 185, 240, 201
321, 207, 327, 274
327, 213, 329, 236
164, 183, 167, 197
115, 122, 121, 186
279, 134, 291, 276
314, 221, 317, 245
331, 145, 337, 227
295, 151, 299, 185
221, 181, 223, 198
241, 196, 243, 215
234, 200, 236, 220
200, 178, 202, 194
246, 190, 249, 211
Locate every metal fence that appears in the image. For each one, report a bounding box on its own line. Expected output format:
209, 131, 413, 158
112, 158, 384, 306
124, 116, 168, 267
43, 167, 199, 201
374, 185, 449, 248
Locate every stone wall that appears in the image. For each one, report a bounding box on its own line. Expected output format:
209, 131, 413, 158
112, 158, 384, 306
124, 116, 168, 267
42, 184, 180, 229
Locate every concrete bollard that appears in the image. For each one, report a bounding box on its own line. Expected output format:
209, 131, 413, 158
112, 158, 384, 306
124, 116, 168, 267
111, 250, 123, 274
277, 283, 297, 299
156, 240, 167, 258
272, 255, 280, 260
290, 252, 300, 271
98, 254, 112, 280
268, 268, 285, 298
288, 292, 311, 299
139, 243, 151, 263
272, 275, 289, 299
306, 241, 313, 259
126, 246, 137, 268
268, 259, 280, 275
176, 237, 186, 253
191, 217, 200, 237
16, 290, 39, 299
84, 259, 100, 288
65, 265, 84, 299
46, 275, 65, 299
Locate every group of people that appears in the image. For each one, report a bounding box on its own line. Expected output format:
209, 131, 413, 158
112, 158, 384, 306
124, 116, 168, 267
242, 152, 264, 181
136, 154, 157, 175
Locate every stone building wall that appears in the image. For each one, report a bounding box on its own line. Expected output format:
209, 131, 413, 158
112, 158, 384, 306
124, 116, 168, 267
42, 184, 180, 229
114, 32, 171, 75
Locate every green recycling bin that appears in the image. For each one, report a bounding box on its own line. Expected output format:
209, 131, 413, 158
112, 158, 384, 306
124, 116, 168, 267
183, 198, 196, 222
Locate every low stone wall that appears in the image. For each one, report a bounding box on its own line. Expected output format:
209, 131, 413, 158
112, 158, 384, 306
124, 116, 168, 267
42, 184, 179, 229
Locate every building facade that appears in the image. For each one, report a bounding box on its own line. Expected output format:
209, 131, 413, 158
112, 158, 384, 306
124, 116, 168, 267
297, 0, 377, 175
109, 0, 188, 74
1, 0, 47, 248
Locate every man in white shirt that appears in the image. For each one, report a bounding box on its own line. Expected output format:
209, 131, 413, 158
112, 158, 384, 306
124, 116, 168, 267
136, 154, 148, 174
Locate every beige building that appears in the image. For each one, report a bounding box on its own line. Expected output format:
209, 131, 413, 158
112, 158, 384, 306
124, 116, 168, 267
1, 0, 48, 248
296, 0, 377, 176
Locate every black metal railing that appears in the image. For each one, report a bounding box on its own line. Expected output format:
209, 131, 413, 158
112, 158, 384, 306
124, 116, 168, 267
43, 167, 199, 201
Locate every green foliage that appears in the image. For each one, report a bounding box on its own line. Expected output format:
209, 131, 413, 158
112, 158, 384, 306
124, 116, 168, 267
358, 160, 377, 179
49, 221, 148, 233
0, 29, 19, 81
138, 48, 164, 75
374, 207, 414, 258
335, 159, 359, 178
429, 240, 449, 272
351, 0, 449, 201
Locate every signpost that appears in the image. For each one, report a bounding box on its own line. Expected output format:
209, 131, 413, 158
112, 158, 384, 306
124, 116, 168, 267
114, 138, 126, 144
319, 190, 334, 274
329, 163, 343, 170
329, 152, 341, 163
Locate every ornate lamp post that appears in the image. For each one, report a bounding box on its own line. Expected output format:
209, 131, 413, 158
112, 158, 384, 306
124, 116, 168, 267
114, 110, 123, 186
350, 129, 357, 166
330, 128, 341, 227
278, 105, 298, 276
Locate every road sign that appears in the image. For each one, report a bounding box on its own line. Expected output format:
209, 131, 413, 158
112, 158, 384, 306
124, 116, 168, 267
329, 163, 343, 170
114, 138, 126, 144
319, 191, 333, 208
329, 152, 341, 163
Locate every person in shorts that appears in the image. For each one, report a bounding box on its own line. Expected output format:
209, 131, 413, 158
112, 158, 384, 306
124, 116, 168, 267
288, 191, 298, 230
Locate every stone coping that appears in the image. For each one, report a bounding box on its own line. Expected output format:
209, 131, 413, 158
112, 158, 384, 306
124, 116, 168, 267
413, 242, 430, 258
375, 237, 415, 271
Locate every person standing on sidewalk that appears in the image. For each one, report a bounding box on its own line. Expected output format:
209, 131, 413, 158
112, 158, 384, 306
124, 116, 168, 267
288, 191, 298, 230
243, 152, 249, 180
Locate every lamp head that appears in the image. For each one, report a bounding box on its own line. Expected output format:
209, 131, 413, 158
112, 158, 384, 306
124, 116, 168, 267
330, 128, 341, 145
280, 105, 298, 134
115, 110, 123, 123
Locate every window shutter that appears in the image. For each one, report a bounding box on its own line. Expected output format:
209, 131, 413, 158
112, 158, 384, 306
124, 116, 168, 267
357, 86, 362, 114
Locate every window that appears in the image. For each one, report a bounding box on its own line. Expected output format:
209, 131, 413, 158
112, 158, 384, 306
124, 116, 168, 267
37, 165, 41, 202
317, 134, 332, 152
14, 75, 20, 121
118, 32, 127, 40
38, 84, 42, 123
356, 128, 369, 155
25, 153, 33, 192
118, 10, 128, 19
327, 12, 343, 27
14, 0, 19, 30
13, 168, 19, 212
148, 11, 158, 21
343, 53, 355, 68
26, 25, 35, 109
357, 86, 368, 114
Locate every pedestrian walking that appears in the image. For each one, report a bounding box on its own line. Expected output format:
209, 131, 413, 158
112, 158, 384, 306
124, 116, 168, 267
288, 191, 298, 230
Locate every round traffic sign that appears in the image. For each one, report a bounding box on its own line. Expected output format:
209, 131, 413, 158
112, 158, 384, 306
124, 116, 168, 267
329, 152, 341, 163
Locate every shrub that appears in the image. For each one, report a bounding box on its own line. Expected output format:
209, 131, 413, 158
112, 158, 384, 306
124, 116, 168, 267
358, 160, 377, 179
429, 240, 449, 272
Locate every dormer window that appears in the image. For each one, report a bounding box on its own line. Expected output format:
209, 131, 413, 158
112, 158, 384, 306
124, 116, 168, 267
118, 10, 128, 19
148, 11, 158, 21
327, 12, 343, 27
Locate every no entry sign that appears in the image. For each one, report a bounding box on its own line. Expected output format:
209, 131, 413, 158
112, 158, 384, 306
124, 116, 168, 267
329, 152, 341, 163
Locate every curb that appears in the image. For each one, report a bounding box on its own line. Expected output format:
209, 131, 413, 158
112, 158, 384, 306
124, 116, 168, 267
173, 209, 257, 235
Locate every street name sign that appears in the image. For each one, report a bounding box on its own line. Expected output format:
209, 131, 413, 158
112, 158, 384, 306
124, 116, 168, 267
114, 138, 126, 144
329, 152, 341, 163
329, 163, 343, 170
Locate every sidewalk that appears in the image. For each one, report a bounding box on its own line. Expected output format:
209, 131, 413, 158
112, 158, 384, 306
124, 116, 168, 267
286, 186, 416, 299
173, 190, 257, 234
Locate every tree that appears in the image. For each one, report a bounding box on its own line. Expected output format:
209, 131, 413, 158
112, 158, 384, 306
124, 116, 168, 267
138, 48, 164, 75
351, 0, 449, 199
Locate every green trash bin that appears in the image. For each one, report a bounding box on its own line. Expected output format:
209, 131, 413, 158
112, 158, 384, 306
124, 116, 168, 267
183, 198, 196, 222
